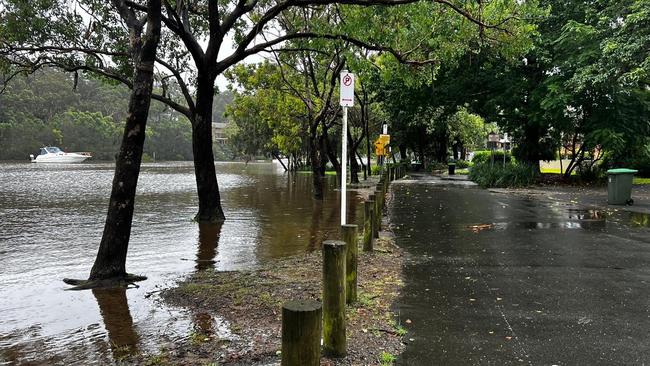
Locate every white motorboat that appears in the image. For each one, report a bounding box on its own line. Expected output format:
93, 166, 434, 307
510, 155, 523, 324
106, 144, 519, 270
29, 147, 92, 163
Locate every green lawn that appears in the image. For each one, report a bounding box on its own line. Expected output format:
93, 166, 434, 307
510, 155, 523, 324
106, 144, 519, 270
296, 170, 338, 175
634, 177, 650, 185
540, 167, 577, 175
539, 169, 649, 184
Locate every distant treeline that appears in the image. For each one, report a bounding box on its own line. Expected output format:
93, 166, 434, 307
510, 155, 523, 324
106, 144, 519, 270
0, 68, 233, 161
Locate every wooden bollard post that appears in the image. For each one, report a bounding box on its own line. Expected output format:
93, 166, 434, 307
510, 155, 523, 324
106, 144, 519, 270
374, 187, 381, 210
378, 185, 385, 207
363, 200, 374, 252
374, 189, 382, 236
368, 193, 379, 239
281, 300, 322, 366
341, 224, 358, 304
322, 240, 347, 357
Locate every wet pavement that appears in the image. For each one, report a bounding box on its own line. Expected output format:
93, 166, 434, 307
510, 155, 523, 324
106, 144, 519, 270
390, 178, 650, 365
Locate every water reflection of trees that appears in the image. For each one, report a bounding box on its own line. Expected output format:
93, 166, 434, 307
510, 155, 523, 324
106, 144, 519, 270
196, 223, 223, 271
91, 288, 139, 359
630, 212, 650, 227
222, 169, 363, 256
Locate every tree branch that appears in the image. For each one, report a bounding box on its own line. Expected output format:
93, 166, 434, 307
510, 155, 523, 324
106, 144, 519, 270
158, 0, 205, 65
153, 57, 195, 113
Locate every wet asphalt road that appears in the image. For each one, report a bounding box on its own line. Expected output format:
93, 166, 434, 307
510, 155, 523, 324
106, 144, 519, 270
390, 181, 650, 365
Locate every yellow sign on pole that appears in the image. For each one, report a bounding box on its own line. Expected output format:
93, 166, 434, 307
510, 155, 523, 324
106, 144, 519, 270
374, 134, 391, 156
374, 141, 384, 156
379, 134, 390, 146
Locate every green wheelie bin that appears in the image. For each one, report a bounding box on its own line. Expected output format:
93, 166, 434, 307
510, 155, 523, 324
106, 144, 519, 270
607, 168, 638, 205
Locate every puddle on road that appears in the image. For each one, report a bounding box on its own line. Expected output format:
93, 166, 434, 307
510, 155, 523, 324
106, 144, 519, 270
566, 209, 608, 220
465, 209, 650, 233
628, 211, 650, 227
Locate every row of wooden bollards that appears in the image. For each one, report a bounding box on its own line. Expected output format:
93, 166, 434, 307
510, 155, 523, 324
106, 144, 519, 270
281, 163, 407, 365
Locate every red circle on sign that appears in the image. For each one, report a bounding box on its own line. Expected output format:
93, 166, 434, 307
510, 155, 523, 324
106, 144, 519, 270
343, 74, 352, 86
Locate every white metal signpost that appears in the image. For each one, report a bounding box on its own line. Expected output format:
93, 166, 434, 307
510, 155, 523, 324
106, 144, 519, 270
340, 71, 354, 225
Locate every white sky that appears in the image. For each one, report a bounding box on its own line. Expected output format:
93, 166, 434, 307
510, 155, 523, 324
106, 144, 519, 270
214, 35, 266, 91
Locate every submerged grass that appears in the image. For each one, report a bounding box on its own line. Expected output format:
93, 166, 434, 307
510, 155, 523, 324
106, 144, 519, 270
158, 238, 406, 365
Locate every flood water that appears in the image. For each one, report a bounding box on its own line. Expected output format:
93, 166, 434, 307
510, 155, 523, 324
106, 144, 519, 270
0, 162, 362, 365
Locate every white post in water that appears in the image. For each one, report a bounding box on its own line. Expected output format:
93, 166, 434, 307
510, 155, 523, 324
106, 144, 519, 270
340, 70, 355, 225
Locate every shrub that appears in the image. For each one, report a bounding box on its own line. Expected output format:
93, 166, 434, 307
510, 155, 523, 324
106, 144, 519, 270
471, 150, 512, 165
469, 162, 538, 188
431, 162, 447, 171
455, 159, 470, 169
600, 149, 650, 178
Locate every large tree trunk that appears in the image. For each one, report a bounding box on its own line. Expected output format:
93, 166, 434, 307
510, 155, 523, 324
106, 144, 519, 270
191, 74, 225, 223
347, 131, 360, 184
318, 134, 327, 177
452, 138, 460, 160
365, 116, 371, 177
310, 136, 324, 199
86, 0, 161, 282
518, 122, 543, 173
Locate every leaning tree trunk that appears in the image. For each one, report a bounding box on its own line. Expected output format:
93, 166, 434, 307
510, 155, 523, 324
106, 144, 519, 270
191, 74, 225, 223
349, 152, 360, 184
324, 132, 341, 176
83, 0, 161, 283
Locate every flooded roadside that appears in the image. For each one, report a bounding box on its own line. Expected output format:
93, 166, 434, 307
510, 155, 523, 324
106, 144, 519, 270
0, 162, 362, 364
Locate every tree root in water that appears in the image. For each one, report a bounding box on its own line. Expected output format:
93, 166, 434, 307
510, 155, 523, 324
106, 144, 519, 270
63, 274, 147, 290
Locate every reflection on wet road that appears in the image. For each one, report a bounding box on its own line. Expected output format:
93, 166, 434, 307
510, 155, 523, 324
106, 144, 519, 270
0, 162, 362, 364
390, 183, 650, 365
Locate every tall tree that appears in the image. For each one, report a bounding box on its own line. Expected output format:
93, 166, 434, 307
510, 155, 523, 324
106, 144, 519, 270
63, 0, 162, 285
2, 0, 534, 219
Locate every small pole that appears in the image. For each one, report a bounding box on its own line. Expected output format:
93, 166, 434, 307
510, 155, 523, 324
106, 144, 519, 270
374, 191, 381, 238
341, 224, 358, 304
281, 300, 322, 366
322, 240, 347, 357
341, 106, 348, 225
363, 200, 374, 252
368, 194, 378, 240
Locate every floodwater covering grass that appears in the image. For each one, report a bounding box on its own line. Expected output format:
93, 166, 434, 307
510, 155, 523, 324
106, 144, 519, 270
158, 236, 406, 365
